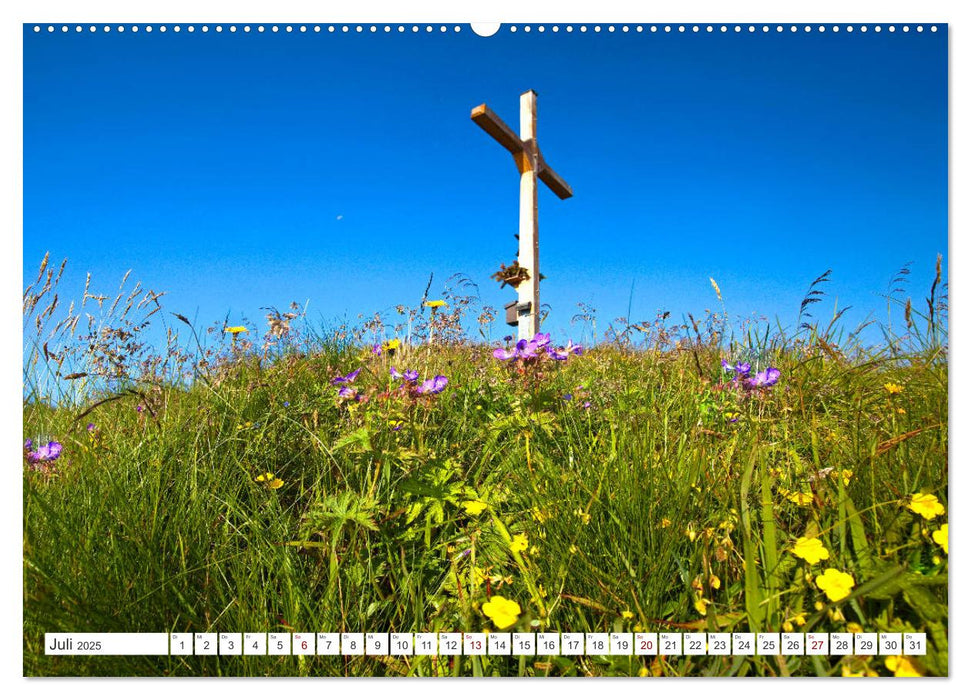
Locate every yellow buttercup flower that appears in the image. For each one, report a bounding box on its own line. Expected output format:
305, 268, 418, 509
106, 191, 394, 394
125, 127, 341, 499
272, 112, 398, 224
816, 568, 855, 602
785, 490, 814, 507
621, 610, 634, 620
637, 666, 650, 677
424, 300, 447, 308
462, 500, 488, 516
884, 382, 904, 395
481, 595, 521, 629
255, 472, 284, 489
509, 534, 529, 554
885, 656, 922, 677
846, 622, 863, 634
782, 620, 794, 633
660, 518, 672, 528
693, 597, 710, 616
908, 492, 946, 520
709, 574, 721, 590
224, 325, 248, 334
383, 338, 401, 351
932, 523, 948, 554
792, 537, 830, 565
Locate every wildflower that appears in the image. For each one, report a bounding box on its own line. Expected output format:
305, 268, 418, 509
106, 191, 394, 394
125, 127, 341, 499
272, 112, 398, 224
403, 368, 419, 382
685, 524, 697, 542
331, 368, 361, 385
390, 366, 403, 380
745, 367, 781, 389
24, 439, 32, 449
416, 375, 448, 395
371, 343, 382, 355
782, 620, 794, 633
841, 665, 866, 677
792, 537, 830, 565
135, 405, 144, 413
283, 401, 290, 408
424, 300, 447, 308
86, 423, 96, 432
885, 656, 921, 677
503, 334, 513, 342
792, 613, 806, 627
693, 597, 710, 616
569, 544, 579, 555
576, 509, 591, 525
661, 518, 672, 528
493, 347, 517, 360
622, 610, 634, 620
785, 490, 814, 507
255, 472, 284, 489
26, 440, 63, 464
709, 574, 721, 590
224, 325, 248, 334
481, 595, 521, 629
337, 386, 358, 400
530, 507, 549, 523
637, 666, 649, 677
897, 407, 907, 415
884, 383, 904, 395
932, 523, 948, 554
383, 338, 401, 354
582, 401, 591, 409
846, 622, 863, 634
509, 534, 529, 554
463, 500, 488, 516
388, 420, 403, 431
908, 493, 945, 520
815, 568, 855, 602
725, 411, 740, 423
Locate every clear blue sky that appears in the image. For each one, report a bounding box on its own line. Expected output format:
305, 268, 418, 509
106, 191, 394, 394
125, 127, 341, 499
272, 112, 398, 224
23, 25, 947, 347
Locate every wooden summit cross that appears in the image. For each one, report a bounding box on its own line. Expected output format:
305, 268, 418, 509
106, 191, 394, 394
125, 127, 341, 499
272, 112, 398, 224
471, 90, 573, 340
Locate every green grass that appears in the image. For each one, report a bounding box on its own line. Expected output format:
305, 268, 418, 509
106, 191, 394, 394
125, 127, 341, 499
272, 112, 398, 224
22, 262, 948, 677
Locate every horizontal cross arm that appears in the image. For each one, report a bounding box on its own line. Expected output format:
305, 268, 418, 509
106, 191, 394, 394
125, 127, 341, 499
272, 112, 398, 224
536, 151, 573, 200
471, 104, 525, 155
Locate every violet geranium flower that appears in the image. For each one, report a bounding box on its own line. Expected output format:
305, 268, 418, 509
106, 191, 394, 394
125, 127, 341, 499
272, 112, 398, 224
337, 386, 358, 399
493, 347, 517, 360
416, 375, 448, 395
746, 367, 781, 389
27, 440, 63, 464
390, 366, 403, 380
331, 368, 361, 385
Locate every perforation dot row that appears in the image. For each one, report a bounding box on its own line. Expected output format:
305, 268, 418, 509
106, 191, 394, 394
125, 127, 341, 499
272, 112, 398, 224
31, 24, 939, 35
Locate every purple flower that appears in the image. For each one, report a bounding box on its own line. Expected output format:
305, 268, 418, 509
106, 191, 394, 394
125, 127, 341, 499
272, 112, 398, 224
563, 393, 573, 401
532, 332, 551, 348
338, 386, 358, 399
503, 335, 513, 342
582, 401, 592, 409
283, 401, 290, 408
548, 347, 569, 361
24, 438, 32, 450
332, 368, 361, 385
493, 347, 517, 361
86, 423, 96, 432
390, 366, 403, 380
371, 343, 382, 356
27, 440, 63, 463
135, 405, 144, 413
722, 359, 751, 375
517, 339, 540, 359
417, 375, 448, 395
403, 369, 419, 382
746, 367, 781, 389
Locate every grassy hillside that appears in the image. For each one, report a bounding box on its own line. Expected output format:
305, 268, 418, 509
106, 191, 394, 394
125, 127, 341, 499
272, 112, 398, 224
23, 261, 948, 677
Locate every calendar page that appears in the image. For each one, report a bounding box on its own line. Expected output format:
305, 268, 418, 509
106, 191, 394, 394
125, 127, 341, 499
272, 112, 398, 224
20, 6, 949, 681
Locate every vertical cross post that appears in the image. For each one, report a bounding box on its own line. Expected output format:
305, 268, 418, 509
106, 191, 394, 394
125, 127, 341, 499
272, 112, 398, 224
471, 90, 573, 341
517, 91, 540, 339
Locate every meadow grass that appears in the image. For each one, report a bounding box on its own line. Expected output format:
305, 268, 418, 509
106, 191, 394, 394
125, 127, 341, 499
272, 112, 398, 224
22, 261, 948, 677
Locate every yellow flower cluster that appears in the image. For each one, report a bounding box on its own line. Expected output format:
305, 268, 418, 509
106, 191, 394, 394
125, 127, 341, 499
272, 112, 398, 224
255, 472, 284, 489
